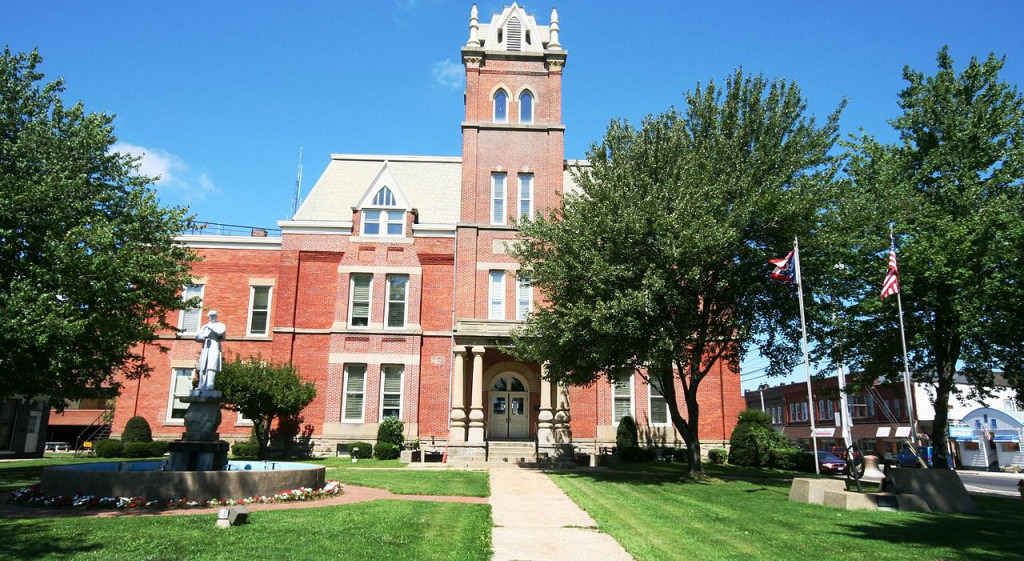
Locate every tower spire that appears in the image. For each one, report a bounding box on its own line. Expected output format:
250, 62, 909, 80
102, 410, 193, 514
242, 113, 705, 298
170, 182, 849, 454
467, 4, 481, 47
549, 8, 561, 49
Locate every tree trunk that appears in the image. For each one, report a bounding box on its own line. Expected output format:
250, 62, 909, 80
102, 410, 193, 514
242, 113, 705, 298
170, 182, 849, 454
929, 364, 955, 470
660, 361, 704, 478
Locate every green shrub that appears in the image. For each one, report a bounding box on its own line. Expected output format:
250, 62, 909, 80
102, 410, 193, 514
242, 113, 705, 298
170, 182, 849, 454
94, 439, 124, 458
148, 440, 170, 456
122, 441, 155, 458
376, 417, 405, 447
121, 416, 153, 444
767, 447, 808, 471
618, 445, 645, 462
349, 441, 374, 459
374, 442, 401, 460
615, 416, 639, 451
707, 448, 727, 464
729, 423, 793, 467
736, 408, 773, 426
232, 440, 260, 458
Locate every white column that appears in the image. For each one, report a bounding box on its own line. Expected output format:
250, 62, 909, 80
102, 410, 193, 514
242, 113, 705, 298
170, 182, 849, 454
467, 346, 486, 443
537, 363, 554, 444
449, 346, 467, 443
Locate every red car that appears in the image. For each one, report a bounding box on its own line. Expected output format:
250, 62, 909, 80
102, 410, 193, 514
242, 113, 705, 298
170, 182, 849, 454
816, 451, 848, 474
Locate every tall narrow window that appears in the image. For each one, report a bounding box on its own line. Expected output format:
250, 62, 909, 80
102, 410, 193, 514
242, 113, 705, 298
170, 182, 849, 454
343, 364, 366, 421
519, 91, 533, 124
612, 373, 633, 424
381, 365, 403, 419
489, 271, 505, 320
518, 174, 533, 221
349, 274, 372, 328
491, 173, 507, 225
179, 284, 204, 333
385, 275, 408, 328
648, 376, 668, 425
247, 286, 272, 335
516, 274, 532, 320
168, 368, 193, 420
493, 89, 508, 123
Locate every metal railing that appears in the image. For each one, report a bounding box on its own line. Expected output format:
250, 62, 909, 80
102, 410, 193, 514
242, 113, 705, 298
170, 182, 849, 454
185, 222, 282, 238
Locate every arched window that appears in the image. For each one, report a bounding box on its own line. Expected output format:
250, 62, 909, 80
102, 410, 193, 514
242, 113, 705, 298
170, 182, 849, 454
362, 186, 404, 237
519, 91, 533, 124
493, 89, 508, 123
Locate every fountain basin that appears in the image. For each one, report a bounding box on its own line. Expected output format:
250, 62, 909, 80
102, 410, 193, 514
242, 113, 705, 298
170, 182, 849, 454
41, 461, 326, 502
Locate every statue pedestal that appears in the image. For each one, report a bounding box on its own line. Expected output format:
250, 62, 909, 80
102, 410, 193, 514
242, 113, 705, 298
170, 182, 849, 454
169, 393, 229, 471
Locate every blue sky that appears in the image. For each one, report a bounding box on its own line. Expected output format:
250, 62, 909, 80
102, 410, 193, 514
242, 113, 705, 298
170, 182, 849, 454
4, 1, 1023, 390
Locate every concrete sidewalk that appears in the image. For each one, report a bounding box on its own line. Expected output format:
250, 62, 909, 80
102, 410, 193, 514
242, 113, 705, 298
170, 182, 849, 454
489, 468, 635, 561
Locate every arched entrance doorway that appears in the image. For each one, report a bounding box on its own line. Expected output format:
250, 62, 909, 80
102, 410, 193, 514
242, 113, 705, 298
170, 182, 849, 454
488, 374, 529, 439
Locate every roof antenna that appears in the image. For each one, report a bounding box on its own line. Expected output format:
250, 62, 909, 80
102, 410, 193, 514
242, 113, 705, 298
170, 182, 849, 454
291, 146, 303, 219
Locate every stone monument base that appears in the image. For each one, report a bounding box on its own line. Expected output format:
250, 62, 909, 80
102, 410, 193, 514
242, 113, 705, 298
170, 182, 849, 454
169, 391, 230, 471
168, 440, 230, 471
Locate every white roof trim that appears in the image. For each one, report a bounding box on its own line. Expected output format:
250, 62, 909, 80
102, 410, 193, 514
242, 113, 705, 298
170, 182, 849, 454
355, 161, 412, 211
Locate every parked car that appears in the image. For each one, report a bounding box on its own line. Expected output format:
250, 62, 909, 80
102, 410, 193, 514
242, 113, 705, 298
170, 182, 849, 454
815, 451, 848, 474
828, 445, 862, 462
895, 445, 933, 468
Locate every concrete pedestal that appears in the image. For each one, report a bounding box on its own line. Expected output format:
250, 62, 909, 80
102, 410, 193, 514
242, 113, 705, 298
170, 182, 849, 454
169, 392, 230, 471
168, 440, 230, 471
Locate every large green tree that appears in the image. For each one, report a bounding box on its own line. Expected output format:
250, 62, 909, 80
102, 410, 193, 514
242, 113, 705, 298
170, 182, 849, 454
511, 69, 843, 477
812, 47, 1024, 469
0, 48, 198, 407
218, 356, 317, 459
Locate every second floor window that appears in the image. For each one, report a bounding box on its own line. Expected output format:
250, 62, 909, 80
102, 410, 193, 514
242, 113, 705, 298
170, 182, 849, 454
789, 401, 809, 422
489, 271, 505, 320
179, 284, 204, 333
519, 90, 533, 124
516, 274, 532, 320
491, 173, 507, 225
493, 89, 508, 123
518, 174, 533, 221
385, 275, 408, 328
349, 274, 372, 327
247, 286, 272, 335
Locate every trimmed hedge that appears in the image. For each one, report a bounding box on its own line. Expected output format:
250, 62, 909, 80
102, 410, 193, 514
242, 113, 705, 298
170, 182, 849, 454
708, 448, 727, 464
231, 441, 260, 458
373, 442, 401, 460
94, 439, 124, 458
121, 416, 153, 444
616, 416, 639, 452
349, 441, 374, 459
376, 417, 404, 447
122, 442, 155, 458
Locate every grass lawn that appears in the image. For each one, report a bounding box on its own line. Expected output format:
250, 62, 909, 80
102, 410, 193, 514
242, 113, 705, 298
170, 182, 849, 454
0, 500, 492, 561
328, 468, 490, 497
550, 467, 1023, 561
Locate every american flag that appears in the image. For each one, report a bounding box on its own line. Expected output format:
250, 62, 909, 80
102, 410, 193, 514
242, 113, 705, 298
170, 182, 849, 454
880, 244, 900, 299
769, 250, 796, 284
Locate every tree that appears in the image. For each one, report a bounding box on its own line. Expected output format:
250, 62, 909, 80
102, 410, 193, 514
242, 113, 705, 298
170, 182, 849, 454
218, 356, 317, 459
511, 69, 843, 477
818, 47, 1024, 469
0, 48, 198, 407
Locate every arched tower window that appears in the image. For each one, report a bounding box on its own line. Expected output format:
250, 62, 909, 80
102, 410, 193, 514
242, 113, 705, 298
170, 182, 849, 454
493, 89, 508, 123
519, 91, 533, 124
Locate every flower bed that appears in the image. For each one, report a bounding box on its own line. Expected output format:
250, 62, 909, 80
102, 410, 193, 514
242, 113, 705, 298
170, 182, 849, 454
8, 479, 344, 511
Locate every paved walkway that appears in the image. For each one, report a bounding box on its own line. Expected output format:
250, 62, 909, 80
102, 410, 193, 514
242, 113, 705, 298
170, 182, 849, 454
489, 467, 634, 561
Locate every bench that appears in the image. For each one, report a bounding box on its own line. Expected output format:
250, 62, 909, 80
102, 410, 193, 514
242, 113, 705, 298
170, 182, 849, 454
44, 442, 70, 452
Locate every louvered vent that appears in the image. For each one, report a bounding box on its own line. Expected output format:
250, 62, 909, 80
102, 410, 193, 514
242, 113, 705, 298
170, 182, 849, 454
505, 17, 522, 51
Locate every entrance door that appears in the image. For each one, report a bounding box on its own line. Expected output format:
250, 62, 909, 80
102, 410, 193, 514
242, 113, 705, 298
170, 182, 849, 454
488, 375, 529, 439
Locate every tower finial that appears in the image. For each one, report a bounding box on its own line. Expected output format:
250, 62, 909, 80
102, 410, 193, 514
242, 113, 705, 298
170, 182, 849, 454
467, 4, 481, 47
548, 8, 561, 50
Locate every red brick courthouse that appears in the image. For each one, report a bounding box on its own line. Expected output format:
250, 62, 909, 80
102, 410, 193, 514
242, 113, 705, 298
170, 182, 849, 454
111, 4, 743, 461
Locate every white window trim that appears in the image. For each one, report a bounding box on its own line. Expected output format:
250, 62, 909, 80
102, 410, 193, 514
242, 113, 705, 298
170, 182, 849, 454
489, 270, 506, 320
178, 284, 204, 334
648, 377, 670, 426
165, 367, 192, 425
246, 285, 273, 337
612, 373, 634, 426
361, 208, 405, 237
491, 173, 507, 225
342, 364, 367, 423
518, 173, 534, 222
235, 410, 254, 426
384, 275, 409, 329
379, 364, 404, 420
348, 274, 373, 329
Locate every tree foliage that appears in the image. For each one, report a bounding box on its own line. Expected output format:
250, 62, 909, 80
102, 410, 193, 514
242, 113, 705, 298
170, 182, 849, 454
0, 48, 198, 406
218, 356, 317, 459
511, 69, 843, 477
727, 409, 797, 467
813, 47, 1024, 469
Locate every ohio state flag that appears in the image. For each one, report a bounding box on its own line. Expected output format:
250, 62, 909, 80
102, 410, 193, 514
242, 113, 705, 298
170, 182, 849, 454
769, 250, 796, 284
880, 245, 900, 299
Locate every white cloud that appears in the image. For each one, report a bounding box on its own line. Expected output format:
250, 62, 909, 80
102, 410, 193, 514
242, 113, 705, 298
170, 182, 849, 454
432, 58, 464, 90
111, 142, 218, 203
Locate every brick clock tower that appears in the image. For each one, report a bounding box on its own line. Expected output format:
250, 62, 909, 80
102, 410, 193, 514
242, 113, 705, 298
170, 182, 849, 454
448, 4, 571, 460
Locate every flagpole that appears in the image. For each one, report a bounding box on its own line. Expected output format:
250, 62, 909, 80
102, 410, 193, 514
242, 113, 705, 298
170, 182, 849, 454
793, 236, 820, 476
891, 226, 917, 446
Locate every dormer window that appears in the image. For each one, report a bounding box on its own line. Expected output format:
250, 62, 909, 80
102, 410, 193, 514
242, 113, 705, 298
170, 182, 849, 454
493, 89, 509, 123
519, 91, 533, 124
362, 186, 404, 236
